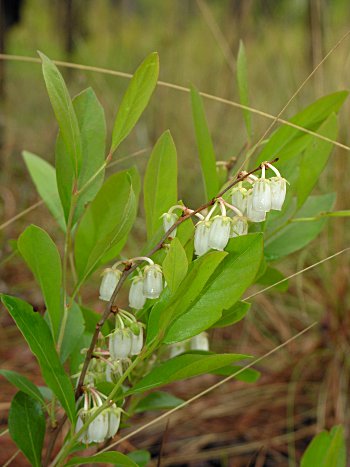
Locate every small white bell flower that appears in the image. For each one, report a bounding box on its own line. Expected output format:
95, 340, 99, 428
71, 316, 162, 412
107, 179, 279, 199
75, 409, 90, 444
190, 332, 209, 351
87, 408, 109, 443
231, 185, 248, 214
129, 276, 146, 309
109, 328, 132, 360
252, 178, 272, 212
270, 176, 287, 210
106, 359, 123, 383
230, 216, 248, 237
162, 212, 178, 237
130, 322, 144, 355
143, 264, 163, 299
99, 268, 122, 301
208, 216, 231, 251
246, 190, 266, 223
194, 220, 212, 256
169, 341, 188, 358
106, 405, 121, 438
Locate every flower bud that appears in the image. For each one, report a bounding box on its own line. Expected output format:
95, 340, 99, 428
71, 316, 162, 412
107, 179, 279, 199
129, 276, 146, 309
109, 328, 132, 360
143, 264, 163, 299
208, 216, 231, 251
99, 268, 122, 302
230, 216, 248, 237
270, 176, 287, 210
130, 323, 144, 355
190, 332, 209, 351
231, 186, 248, 214
194, 221, 211, 257
252, 178, 272, 212
162, 212, 178, 236
106, 405, 121, 438
246, 191, 266, 223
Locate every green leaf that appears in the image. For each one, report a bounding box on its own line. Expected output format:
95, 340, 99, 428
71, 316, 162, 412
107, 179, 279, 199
127, 450, 151, 467
212, 365, 260, 383
190, 87, 219, 200
9, 391, 46, 467
18, 225, 62, 341
66, 452, 138, 467
237, 40, 252, 139
1, 295, 75, 422
146, 251, 227, 344
212, 301, 251, 328
257, 91, 348, 164
256, 266, 289, 292
164, 234, 263, 343
144, 130, 177, 239
111, 52, 159, 152
163, 238, 188, 293
39, 51, 82, 175
135, 391, 184, 413
0, 370, 45, 405
56, 87, 107, 223
74, 169, 137, 280
60, 302, 85, 363
128, 353, 250, 394
22, 151, 65, 229
297, 113, 338, 208
265, 193, 336, 260
301, 425, 346, 467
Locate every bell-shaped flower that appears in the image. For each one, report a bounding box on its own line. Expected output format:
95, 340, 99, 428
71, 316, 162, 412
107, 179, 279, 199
106, 405, 121, 438
75, 409, 90, 444
246, 191, 266, 223
231, 186, 248, 214
99, 268, 122, 302
109, 328, 132, 360
162, 212, 178, 237
169, 341, 188, 358
88, 408, 109, 443
208, 216, 231, 251
230, 216, 248, 237
190, 332, 209, 351
130, 322, 144, 355
270, 176, 287, 210
252, 178, 272, 212
106, 359, 123, 383
194, 221, 212, 256
129, 276, 146, 309
143, 264, 163, 299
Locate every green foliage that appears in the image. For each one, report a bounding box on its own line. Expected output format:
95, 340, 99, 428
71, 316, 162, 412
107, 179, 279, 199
60, 302, 85, 363
9, 392, 46, 467
65, 452, 138, 466
111, 52, 159, 152
301, 425, 346, 467
126, 450, 151, 467
191, 87, 219, 199
163, 237, 188, 292
144, 130, 178, 239
1, 295, 76, 422
213, 301, 251, 328
17, 225, 62, 340
134, 391, 184, 413
0, 370, 45, 406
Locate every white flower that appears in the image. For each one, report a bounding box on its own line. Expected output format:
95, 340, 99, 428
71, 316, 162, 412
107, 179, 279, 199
252, 178, 272, 212
143, 264, 163, 299
109, 328, 132, 360
76, 408, 109, 444
208, 216, 231, 251
130, 323, 143, 355
129, 276, 146, 309
270, 176, 287, 210
194, 221, 212, 256
231, 186, 248, 214
190, 332, 209, 351
75, 410, 90, 444
169, 341, 188, 358
230, 216, 248, 237
106, 405, 121, 438
162, 212, 178, 236
106, 359, 123, 383
99, 268, 122, 301
246, 191, 266, 223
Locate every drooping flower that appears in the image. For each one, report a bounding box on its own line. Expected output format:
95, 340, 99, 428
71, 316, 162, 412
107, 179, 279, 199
270, 176, 287, 210
231, 185, 249, 214
143, 264, 163, 299
161, 212, 179, 237
190, 332, 209, 351
99, 268, 122, 302
76, 407, 109, 444
246, 190, 266, 223
208, 216, 232, 251
130, 322, 144, 356
106, 405, 121, 438
105, 359, 123, 383
230, 216, 248, 237
109, 328, 132, 360
194, 220, 212, 256
129, 275, 146, 309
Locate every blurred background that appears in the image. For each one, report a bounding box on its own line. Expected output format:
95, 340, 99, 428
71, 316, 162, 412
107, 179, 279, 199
1, 0, 350, 465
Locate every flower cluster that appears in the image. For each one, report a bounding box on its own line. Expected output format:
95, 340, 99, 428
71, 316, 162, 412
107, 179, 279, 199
75, 387, 121, 444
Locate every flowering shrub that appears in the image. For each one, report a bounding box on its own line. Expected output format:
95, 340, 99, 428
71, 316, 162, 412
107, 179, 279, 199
1, 50, 347, 465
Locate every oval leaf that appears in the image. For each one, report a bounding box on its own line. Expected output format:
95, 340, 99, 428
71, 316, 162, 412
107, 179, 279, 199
65, 452, 138, 466
0, 369, 45, 405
